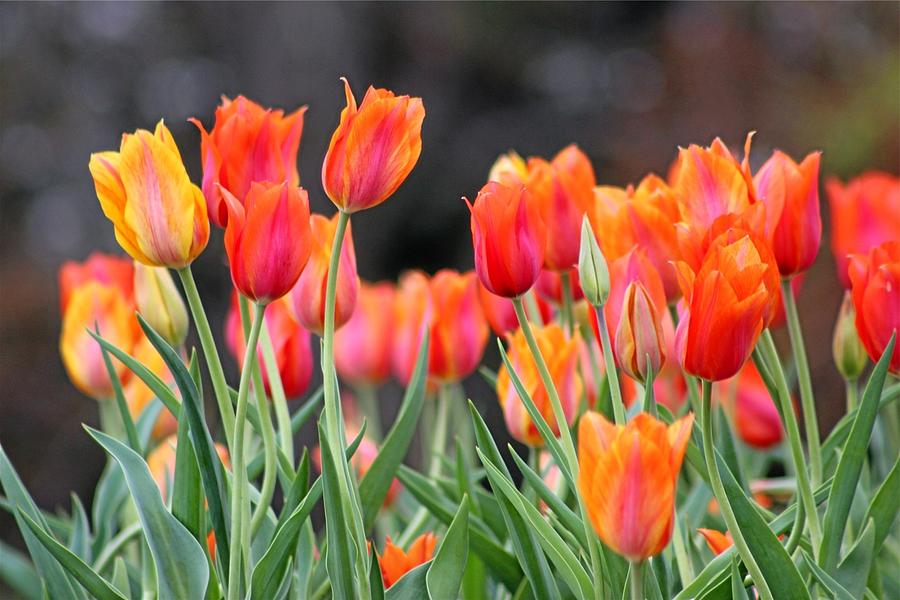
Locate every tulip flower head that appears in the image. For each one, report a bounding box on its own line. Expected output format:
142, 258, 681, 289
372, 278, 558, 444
289, 213, 359, 334
467, 181, 546, 298
133, 262, 188, 347
335, 281, 395, 386
833, 291, 868, 380
827, 172, 900, 287
848, 241, 900, 374
89, 121, 209, 268
322, 78, 425, 213
59, 253, 134, 313
615, 280, 666, 384
488, 151, 528, 187
578, 411, 694, 562
190, 95, 307, 227
717, 362, 785, 449
754, 150, 822, 276
380, 533, 437, 589
497, 323, 582, 447
222, 181, 312, 304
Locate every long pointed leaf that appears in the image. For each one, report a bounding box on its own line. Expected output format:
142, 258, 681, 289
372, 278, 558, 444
426, 495, 470, 599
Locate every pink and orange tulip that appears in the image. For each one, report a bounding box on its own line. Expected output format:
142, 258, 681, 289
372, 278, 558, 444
615, 281, 666, 384
322, 79, 424, 213
335, 281, 395, 386
848, 241, 900, 374
59, 253, 133, 312
578, 411, 693, 562
89, 121, 209, 268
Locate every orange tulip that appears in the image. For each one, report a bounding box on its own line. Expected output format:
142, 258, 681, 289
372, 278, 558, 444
591, 174, 681, 301
848, 241, 900, 374
716, 362, 785, 449
478, 281, 551, 336
59, 252, 133, 313
380, 533, 437, 588
697, 528, 733, 556
124, 334, 178, 441
89, 121, 209, 268
578, 411, 693, 562
190, 95, 307, 227
827, 172, 900, 287
288, 213, 359, 335
527, 145, 596, 271
391, 270, 489, 385
322, 78, 424, 213
335, 281, 395, 386
467, 181, 546, 298
497, 324, 582, 447
488, 151, 528, 187
674, 227, 779, 381
615, 281, 666, 384
226, 296, 312, 398
221, 181, 312, 303
60, 281, 139, 399
754, 150, 822, 276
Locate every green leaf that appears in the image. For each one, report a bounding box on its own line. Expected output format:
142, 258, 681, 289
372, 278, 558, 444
426, 495, 470, 600
171, 410, 203, 545
863, 453, 900, 554
834, 518, 875, 598
98, 336, 143, 454
800, 551, 855, 600
135, 314, 231, 574
0, 538, 42, 600
18, 510, 126, 600
820, 334, 895, 571
67, 493, 92, 563
290, 386, 324, 433
0, 443, 84, 599
111, 557, 132, 600
85, 427, 209, 600
370, 549, 385, 600
360, 332, 429, 531
317, 418, 356, 599
715, 450, 810, 600
385, 561, 431, 599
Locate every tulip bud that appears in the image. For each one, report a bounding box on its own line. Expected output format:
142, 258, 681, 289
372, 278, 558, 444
578, 216, 609, 306
615, 281, 665, 384
133, 262, 188, 347
833, 291, 868, 380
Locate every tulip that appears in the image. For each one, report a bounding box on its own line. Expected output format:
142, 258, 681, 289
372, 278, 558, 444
717, 362, 784, 449
674, 227, 779, 381
60, 281, 139, 399
222, 181, 312, 304
226, 296, 313, 398
526, 145, 596, 270
133, 262, 188, 347
848, 241, 900, 374
578, 216, 609, 307
591, 174, 681, 301
335, 282, 395, 386
89, 121, 209, 268
488, 151, 528, 186
826, 172, 900, 287
497, 323, 582, 447
615, 281, 666, 384
380, 533, 437, 588
578, 411, 693, 562
832, 291, 868, 381
392, 271, 433, 386
125, 334, 178, 441
322, 78, 425, 213
289, 213, 359, 335
467, 181, 546, 298
619, 307, 686, 412
697, 529, 733, 556
59, 252, 134, 313
754, 150, 822, 276
478, 281, 551, 336
190, 95, 307, 227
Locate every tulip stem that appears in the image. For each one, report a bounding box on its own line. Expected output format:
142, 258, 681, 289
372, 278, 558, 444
525, 291, 545, 325
845, 378, 858, 412
177, 266, 236, 452
629, 561, 643, 600
701, 379, 773, 600
260, 325, 294, 462
227, 301, 265, 600
560, 270, 576, 335
759, 330, 823, 553
593, 304, 625, 425
781, 279, 822, 485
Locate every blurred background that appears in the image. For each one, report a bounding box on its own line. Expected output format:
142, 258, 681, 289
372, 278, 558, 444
1, 2, 898, 559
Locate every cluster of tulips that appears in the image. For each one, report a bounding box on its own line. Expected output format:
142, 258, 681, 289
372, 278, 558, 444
1, 78, 898, 600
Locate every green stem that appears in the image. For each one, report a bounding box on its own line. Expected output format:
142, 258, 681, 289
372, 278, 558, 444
845, 378, 858, 412
701, 380, 773, 600
98, 398, 123, 440
560, 270, 576, 335
593, 304, 625, 425
260, 325, 294, 462
629, 561, 643, 600
177, 266, 236, 452
578, 322, 603, 411
781, 279, 822, 485
527, 447, 541, 508
92, 521, 142, 573
524, 290, 545, 325
759, 330, 823, 552
226, 303, 265, 600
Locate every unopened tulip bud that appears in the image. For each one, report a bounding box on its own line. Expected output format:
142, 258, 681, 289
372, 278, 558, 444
833, 291, 868, 380
133, 262, 188, 347
578, 216, 609, 306
615, 281, 665, 384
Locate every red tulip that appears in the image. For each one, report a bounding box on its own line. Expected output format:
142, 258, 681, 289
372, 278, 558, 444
848, 241, 900, 374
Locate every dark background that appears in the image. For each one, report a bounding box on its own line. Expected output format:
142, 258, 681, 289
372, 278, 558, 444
1, 1, 898, 558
